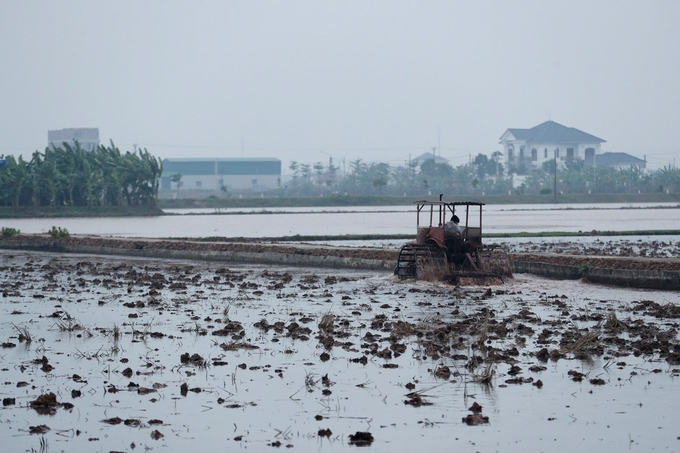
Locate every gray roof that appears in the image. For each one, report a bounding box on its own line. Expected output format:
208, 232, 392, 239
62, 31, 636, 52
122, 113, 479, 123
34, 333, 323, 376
413, 152, 448, 163
161, 157, 281, 177
504, 120, 606, 144
584, 152, 646, 167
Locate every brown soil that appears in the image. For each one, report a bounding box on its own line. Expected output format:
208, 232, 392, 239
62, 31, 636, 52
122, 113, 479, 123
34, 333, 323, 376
2, 235, 397, 261
510, 252, 680, 272
3, 234, 680, 273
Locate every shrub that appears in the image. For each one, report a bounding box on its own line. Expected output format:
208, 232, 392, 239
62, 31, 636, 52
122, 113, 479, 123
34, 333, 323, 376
1, 227, 20, 238
47, 226, 70, 238
539, 188, 552, 195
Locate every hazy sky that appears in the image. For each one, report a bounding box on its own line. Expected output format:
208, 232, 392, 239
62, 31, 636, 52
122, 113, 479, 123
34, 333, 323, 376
1, 1, 679, 171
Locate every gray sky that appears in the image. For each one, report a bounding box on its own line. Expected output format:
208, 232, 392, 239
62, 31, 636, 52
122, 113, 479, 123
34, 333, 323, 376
1, 0, 679, 171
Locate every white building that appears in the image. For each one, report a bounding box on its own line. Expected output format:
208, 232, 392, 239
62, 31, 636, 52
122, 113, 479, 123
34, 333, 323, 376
48, 128, 100, 151
499, 121, 605, 170
161, 158, 281, 192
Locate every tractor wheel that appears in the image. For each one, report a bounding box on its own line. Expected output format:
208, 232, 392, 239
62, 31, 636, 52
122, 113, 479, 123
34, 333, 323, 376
395, 244, 448, 280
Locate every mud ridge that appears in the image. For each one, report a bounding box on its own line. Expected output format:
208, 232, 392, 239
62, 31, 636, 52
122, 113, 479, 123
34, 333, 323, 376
2, 234, 680, 289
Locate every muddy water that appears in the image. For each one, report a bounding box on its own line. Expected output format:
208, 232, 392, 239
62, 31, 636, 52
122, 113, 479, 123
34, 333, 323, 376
1, 250, 679, 452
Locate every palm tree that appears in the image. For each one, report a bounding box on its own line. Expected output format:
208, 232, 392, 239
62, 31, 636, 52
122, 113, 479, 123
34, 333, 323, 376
0, 155, 28, 208
653, 165, 680, 193
29, 151, 43, 208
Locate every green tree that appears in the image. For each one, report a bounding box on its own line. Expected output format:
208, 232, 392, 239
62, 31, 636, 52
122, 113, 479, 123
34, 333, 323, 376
171, 172, 182, 197
313, 162, 324, 185
419, 159, 454, 194
652, 165, 680, 193
0, 155, 29, 208
0, 141, 162, 209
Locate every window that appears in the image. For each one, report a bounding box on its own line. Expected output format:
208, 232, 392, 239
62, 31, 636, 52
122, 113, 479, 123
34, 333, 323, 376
508, 146, 514, 161
519, 146, 525, 160
251, 179, 258, 186
196, 181, 202, 188
555, 149, 560, 158
531, 148, 537, 161
567, 148, 574, 160
585, 148, 595, 159
544, 148, 548, 158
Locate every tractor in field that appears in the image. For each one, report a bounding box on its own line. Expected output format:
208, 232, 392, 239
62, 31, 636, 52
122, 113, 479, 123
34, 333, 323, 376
394, 196, 512, 284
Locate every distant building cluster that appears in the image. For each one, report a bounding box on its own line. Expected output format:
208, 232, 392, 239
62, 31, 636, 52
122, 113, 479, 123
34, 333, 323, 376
44, 122, 649, 196
48, 128, 100, 151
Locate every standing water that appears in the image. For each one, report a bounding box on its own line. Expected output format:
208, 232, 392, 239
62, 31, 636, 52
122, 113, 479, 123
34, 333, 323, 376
1, 202, 678, 238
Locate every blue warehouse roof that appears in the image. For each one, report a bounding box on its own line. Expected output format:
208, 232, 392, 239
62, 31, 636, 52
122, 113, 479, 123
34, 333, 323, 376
161, 158, 281, 177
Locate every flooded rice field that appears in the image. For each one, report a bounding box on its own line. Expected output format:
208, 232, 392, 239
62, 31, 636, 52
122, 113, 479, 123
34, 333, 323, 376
2, 250, 680, 452
2, 202, 679, 238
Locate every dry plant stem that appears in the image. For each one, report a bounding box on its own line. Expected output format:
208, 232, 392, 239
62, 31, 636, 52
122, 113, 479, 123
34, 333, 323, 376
11, 323, 32, 343
473, 363, 495, 385
319, 312, 334, 332
565, 331, 600, 355
476, 311, 489, 350
603, 311, 628, 330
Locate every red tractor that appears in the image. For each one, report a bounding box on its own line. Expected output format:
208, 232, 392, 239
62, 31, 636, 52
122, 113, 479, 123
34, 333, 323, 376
395, 196, 512, 283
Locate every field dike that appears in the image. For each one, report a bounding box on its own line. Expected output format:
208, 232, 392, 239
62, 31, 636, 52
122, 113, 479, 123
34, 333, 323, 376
1, 234, 679, 290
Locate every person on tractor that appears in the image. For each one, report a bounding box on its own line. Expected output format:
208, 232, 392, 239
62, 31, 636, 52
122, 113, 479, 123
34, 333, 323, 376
445, 215, 463, 236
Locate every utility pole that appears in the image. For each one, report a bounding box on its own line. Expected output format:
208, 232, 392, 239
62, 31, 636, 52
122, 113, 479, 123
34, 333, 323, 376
553, 148, 558, 201
593, 151, 596, 194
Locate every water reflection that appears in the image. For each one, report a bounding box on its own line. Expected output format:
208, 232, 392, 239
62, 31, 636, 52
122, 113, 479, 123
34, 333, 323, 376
1, 203, 678, 238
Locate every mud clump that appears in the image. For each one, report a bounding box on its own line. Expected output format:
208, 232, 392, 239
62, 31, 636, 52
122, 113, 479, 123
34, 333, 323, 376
180, 352, 206, 365
29, 425, 50, 434
30, 392, 61, 415
348, 431, 374, 446
468, 402, 483, 413
463, 414, 489, 425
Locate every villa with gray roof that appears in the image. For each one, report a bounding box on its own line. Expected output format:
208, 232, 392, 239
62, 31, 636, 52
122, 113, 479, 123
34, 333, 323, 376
499, 120, 606, 170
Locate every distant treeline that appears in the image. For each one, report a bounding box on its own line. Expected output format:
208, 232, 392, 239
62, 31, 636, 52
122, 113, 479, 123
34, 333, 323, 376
0, 142, 162, 209
158, 192, 680, 210
281, 154, 680, 197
